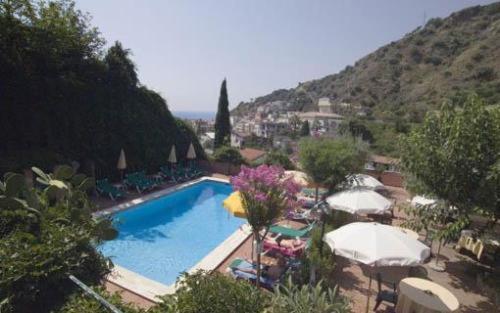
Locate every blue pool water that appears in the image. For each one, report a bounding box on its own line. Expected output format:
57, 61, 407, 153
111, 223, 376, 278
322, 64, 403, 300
99, 181, 242, 285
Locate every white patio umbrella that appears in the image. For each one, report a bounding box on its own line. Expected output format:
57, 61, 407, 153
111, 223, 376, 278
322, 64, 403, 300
117, 149, 126, 180
324, 222, 430, 312
323, 222, 430, 266
326, 188, 392, 215
168, 145, 177, 164
346, 174, 385, 190
186, 142, 196, 159
284, 170, 310, 186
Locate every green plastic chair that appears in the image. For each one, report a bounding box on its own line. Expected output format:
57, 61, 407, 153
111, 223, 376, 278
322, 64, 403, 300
96, 179, 125, 201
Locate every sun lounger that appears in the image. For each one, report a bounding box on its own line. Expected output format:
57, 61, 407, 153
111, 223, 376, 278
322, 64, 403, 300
96, 179, 125, 201
124, 171, 157, 193
228, 259, 276, 289
269, 222, 315, 238
228, 258, 268, 272
159, 166, 177, 183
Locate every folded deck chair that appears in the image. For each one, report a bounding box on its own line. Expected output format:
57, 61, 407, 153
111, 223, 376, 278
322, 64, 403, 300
269, 222, 315, 238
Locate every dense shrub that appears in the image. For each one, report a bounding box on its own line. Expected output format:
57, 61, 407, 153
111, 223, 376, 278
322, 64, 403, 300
424, 56, 443, 66
473, 67, 496, 81
263, 151, 296, 170
268, 277, 350, 313
52, 287, 145, 313
0, 166, 116, 313
410, 48, 423, 63
154, 271, 268, 313
213, 146, 245, 165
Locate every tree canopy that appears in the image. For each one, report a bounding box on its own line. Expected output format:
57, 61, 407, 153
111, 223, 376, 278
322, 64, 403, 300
213, 146, 245, 165
214, 79, 231, 148
299, 120, 310, 137
263, 150, 295, 170
400, 94, 500, 226
0, 0, 204, 177
298, 137, 368, 193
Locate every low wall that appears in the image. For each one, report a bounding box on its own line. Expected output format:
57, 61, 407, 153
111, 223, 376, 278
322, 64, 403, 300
199, 160, 241, 176
364, 170, 404, 188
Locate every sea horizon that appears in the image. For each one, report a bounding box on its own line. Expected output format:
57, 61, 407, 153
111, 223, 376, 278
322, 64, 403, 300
173, 111, 216, 120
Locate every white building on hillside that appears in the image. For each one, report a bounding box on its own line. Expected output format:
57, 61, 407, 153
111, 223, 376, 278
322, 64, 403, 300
318, 98, 333, 113
298, 111, 343, 134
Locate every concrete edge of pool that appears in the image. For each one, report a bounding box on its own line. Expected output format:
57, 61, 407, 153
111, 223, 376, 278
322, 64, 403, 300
94, 176, 252, 303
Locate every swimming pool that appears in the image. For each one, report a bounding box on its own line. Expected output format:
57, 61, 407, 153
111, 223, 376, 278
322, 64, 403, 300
99, 180, 243, 286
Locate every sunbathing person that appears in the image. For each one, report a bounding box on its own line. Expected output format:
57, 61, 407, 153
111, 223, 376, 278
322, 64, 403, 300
265, 236, 305, 250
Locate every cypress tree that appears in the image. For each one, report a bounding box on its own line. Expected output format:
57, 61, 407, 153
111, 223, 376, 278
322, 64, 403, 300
300, 120, 310, 137
214, 79, 231, 148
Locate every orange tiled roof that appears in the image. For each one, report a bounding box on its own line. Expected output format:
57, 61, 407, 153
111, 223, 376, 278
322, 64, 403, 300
240, 148, 266, 162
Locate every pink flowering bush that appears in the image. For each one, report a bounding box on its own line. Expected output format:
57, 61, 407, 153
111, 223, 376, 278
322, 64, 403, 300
231, 165, 301, 223
230, 164, 301, 287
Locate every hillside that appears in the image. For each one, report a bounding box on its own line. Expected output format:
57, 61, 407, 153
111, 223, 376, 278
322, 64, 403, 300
233, 3, 500, 123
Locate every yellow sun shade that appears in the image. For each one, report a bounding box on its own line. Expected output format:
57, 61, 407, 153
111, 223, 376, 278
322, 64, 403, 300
223, 191, 246, 218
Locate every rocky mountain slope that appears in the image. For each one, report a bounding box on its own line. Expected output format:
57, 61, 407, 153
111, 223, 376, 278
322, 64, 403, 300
232, 2, 500, 123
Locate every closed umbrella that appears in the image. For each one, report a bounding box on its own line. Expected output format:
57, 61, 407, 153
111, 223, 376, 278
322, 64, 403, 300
186, 143, 196, 159
168, 145, 177, 164
117, 149, 126, 180
326, 188, 392, 215
324, 222, 430, 312
346, 174, 385, 190
223, 191, 246, 218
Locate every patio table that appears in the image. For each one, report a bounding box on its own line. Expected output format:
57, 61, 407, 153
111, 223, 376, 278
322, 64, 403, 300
396, 277, 459, 313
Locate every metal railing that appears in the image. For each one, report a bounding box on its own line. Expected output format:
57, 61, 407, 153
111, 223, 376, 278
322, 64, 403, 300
68, 275, 123, 313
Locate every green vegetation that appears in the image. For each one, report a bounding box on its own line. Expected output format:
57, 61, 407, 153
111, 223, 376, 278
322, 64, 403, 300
0, 0, 204, 177
299, 120, 310, 137
52, 287, 145, 313
0, 166, 115, 313
267, 277, 350, 313
214, 79, 231, 148
263, 150, 295, 170
213, 146, 245, 165
298, 137, 368, 201
155, 271, 267, 313
400, 94, 500, 235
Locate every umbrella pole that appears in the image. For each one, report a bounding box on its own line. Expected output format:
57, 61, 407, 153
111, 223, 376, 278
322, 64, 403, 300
365, 274, 372, 313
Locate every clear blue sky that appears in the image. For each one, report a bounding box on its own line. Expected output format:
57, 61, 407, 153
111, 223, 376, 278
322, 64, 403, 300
76, 0, 496, 112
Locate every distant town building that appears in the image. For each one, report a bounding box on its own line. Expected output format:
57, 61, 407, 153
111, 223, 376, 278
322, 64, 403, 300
231, 131, 246, 148
200, 132, 215, 154
298, 111, 343, 135
318, 98, 333, 113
